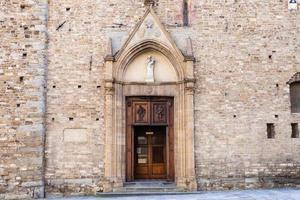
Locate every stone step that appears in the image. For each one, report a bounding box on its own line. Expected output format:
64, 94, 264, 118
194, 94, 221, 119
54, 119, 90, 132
123, 181, 176, 188
96, 191, 200, 197
113, 187, 183, 193
97, 181, 191, 196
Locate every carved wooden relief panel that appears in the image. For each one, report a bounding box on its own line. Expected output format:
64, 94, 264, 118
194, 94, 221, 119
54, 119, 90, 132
130, 99, 170, 125
152, 102, 168, 124
133, 102, 150, 124
126, 97, 174, 182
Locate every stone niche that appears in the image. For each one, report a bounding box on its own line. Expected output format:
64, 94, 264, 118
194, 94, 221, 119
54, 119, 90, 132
124, 50, 178, 83
103, 7, 196, 192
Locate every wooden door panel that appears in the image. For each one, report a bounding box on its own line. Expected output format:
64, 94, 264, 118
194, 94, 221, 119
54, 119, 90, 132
126, 97, 174, 181
151, 102, 168, 124
133, 101, 150, 124
152, 165, 166, 175
135, 166, 149, 177
152, 146, 164, 163
134, 126, 167, 179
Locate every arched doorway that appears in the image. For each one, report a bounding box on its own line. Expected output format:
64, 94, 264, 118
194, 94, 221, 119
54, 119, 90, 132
125, 96, 174, 181
103, 7, 196, 192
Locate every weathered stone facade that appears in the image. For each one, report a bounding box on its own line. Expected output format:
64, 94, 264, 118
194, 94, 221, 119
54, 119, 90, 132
0, 0, 300, 199
0, 0, 48, 199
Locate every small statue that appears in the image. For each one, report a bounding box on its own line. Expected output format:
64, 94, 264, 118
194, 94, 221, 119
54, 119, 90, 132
137, 105, 146, 121
146, 56, 155, 82
156, 105, 165, 121
288, 0, 298, 10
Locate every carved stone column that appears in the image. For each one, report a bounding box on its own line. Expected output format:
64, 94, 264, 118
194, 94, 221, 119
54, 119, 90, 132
182, 39, 197, 190
184, 81, 197, 191
103, 80, 114, 192
103, 38, 119, 191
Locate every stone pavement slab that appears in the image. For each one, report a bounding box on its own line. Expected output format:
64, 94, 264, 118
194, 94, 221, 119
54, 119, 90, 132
48, 189, 300, 200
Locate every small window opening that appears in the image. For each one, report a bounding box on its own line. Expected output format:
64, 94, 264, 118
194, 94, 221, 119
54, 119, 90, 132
183, 0, 189, 26
78, 85, 82, 88
69, 117, 74, 121
291, 123, 299, 138
267, 123, 275, 139
290, 82, 300, 113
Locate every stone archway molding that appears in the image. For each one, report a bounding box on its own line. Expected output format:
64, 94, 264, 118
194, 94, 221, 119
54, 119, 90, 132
103, 7, 196, 192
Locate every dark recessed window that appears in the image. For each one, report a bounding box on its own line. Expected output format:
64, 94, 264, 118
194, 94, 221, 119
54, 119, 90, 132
183, 0, 189, 26
267, 123, 275, 139
290, 82, 300, 113
291, 123, 299, 138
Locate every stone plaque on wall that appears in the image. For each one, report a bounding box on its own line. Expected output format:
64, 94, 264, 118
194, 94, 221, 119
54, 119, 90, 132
63, 129, 88, 143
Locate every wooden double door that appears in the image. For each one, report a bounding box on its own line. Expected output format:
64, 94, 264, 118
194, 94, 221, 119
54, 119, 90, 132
134, 126, 166, 179
126, 97, 174, 181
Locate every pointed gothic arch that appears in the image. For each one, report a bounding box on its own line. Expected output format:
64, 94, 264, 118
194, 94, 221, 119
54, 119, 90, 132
103, 7, 196, 192
114, 40, 185, 82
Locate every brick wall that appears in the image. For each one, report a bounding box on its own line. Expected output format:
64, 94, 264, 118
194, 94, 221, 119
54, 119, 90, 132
0, 0, 48, 199
1, 0, 300, 198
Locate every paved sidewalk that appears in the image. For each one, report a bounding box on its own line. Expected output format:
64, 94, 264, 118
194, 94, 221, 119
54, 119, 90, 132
48, 189, 300, 200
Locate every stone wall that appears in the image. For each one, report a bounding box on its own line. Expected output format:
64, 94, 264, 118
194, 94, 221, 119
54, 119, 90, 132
191, 0, 300, 190
45, 0, 109, 197
1, 0, 300, 198
45, 0, 300, 195
0, 0, 48, 199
